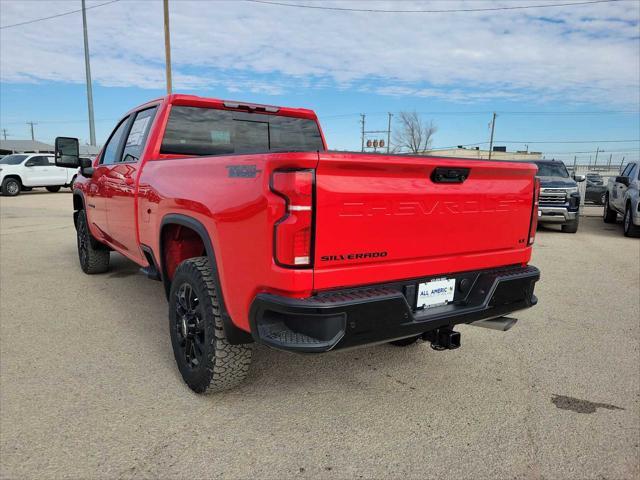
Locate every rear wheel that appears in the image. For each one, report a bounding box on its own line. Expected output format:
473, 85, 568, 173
561, 217, 579, 233
46, 186, 61, 193
1, 177, 21, 196
389, 335, 421, 347
623, 205, 640, 237
76, 209, 110, 274
169, 257, 252, 393
603, 195, 617, 223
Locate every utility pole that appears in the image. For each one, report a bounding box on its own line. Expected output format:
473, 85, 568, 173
487, 112, 497, 161
163, 0, 173, 94
26, 121, 37, 141
1, 128, 7, 140
360, 114, 365, 152
620, 156, 625, 172
594, 146, 600, 166
573, 155, 577, 172
81, 0, 96, 146
386, 113, 392, 154
607, 153, 612, 168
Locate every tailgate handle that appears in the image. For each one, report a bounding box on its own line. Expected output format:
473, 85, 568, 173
431, 167, 470, 183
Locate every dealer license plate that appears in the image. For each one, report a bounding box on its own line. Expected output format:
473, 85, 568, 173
417, 278, 456, 309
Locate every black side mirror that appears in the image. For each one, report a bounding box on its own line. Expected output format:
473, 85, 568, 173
615, 176, 630, 187
80, 157, 94, 178
55, 137, 80, 168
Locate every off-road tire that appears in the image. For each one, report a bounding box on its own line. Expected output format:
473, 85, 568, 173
76, 209, 110, 274
603, 195, 617, 223
561, 217, 579, 233
389, 335, 422, 347
623, 204, 640, 237
46, 186, 61, 193
169, 257, 252, 394
1, 177, 21, 196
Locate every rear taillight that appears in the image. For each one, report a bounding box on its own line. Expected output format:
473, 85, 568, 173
271, 169, 314, 267
528, 177, 540, 245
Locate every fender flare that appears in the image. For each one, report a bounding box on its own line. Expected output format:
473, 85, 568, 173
72, 189, 87, 228
1, 174, 23, 187
159, 214, 253, 345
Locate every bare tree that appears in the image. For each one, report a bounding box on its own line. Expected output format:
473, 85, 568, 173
392, 112, 437, 154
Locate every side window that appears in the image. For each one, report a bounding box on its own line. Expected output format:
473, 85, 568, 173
100, 117, 130, 165
621, 164, 633, 177
628, 163, 638, 181
26, 156, 50, 166
46, 156, 56, 165
121, 107, 157, 163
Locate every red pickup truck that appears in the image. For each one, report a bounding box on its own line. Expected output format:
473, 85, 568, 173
55, 94, 540, 394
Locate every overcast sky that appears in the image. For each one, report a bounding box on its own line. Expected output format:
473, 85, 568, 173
1, 0, 639, 162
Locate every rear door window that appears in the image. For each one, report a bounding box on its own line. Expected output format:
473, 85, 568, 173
27, 156, 50, 166
121, 107, 157, 163
160, 106, 324, 156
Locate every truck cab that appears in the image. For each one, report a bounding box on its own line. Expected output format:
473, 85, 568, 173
532, 160, 584, 233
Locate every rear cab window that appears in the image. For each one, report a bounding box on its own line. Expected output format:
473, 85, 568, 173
160, 106, 324, 156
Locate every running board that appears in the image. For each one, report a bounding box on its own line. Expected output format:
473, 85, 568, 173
469, 316, 518, 331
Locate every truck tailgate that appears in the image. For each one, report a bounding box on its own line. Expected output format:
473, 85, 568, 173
313, 152, 537, 290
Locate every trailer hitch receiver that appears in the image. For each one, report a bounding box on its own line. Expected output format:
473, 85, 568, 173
422, 328, 461, 350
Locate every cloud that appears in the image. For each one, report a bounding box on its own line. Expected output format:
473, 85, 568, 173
1, 0, 638, 106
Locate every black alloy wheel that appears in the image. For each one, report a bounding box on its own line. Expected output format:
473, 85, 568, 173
174, 283, 206, 369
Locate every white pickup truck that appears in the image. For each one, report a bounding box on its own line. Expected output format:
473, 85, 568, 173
0, 153, 78, 196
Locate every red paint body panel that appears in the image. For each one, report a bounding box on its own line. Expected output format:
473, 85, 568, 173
313, 152, 536, 289
73, 94, 537, 335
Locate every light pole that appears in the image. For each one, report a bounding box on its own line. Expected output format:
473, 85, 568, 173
26, 121, 37, 141
487, 112, 497, 161
81, 0, 96, 146
164, 0, 173, 94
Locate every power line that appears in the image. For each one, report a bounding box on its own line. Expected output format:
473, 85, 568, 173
246, 0, 619, 14
0, 0, 120, 30
496, 139, 640, 144
321, 110, 639, 119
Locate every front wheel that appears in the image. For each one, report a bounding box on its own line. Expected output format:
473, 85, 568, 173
603, 195, 617, 223
46, 186, 61, 193
623, 205, 640, 237
169, 257, 252, 394
76, 209, 110, 274
1, 177, 21, 196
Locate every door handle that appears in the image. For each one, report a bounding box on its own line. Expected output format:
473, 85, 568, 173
431, 167, 470, 183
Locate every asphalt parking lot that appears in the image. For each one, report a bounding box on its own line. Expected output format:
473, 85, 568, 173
1, 192, 638, 480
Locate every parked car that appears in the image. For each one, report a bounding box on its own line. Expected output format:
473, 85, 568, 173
603, 161, 640, 237
54, 94, 540, 394
531, 160, 585, 233
0, 153, 77, 196
585, 173, 607, 205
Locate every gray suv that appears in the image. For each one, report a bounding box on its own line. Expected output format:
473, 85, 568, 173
603, 161, 640, 237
